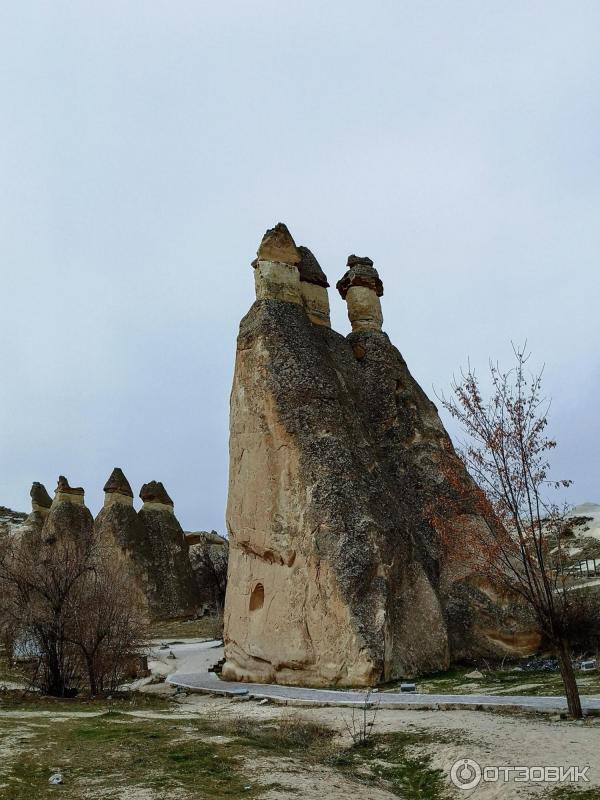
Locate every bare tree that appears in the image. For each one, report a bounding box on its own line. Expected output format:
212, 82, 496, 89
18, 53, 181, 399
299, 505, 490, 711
66, 543, 148, 695
0, 515, 148, 697
0, 515, 96, 695
434, 345, 587, 718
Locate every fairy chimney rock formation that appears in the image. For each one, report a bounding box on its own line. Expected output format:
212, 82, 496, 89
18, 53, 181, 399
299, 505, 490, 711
223, 223, 531, 688
336, 255, 384, 332
297, 246, 331, 328
96, 469, 140, 550
103, 467, 134, 507
42, 476, 93, 546
30, 481, 52, 515
53, 476, 85, 506
135, 480, 199, 618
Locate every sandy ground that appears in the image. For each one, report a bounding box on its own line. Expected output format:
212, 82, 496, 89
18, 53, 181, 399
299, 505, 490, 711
3, 638, 598, 798
172, 694, 600, 799
1, 691, 598, 798
136, 638, 600, 797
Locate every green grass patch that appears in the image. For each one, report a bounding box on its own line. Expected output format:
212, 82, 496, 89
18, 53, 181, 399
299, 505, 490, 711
0, 714, 260, 800
203, 714, 336, 755
149, 616, 223, 641
390, 665, 600, 698
0, 689, 174, 713
547, 789, 600, 798
329, 730, 452, 799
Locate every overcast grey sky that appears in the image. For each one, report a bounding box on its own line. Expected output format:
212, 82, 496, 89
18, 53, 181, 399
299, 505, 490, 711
1, 1, 598, 530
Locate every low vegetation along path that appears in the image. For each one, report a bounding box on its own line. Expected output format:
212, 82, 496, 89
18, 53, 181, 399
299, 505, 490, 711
167, 642, 600, 715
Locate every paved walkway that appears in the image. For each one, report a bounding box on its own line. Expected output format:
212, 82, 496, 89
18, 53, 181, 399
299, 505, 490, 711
165, 643, 600, 715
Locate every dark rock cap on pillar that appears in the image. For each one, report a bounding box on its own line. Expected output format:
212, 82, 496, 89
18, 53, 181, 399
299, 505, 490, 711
54, 476, 85, 505
297, 246, 330, 288
336, 255, 384, 332
296, 245, 331, 327
139, 480, 174, 508
336, 255, 384, 299
103, 467, 134, 497
30, 481, 52, 510
103, 467, 134, 507
56, 476, 85, 495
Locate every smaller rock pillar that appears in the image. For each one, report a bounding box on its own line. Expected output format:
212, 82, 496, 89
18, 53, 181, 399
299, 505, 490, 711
252, 223, 302, 305
30, 481, 52, 516
297, 246, 331, 327
139, 480, 174, 514
103, 467, 134, 508
336, 255, 384, 332
53, 475, 86, 506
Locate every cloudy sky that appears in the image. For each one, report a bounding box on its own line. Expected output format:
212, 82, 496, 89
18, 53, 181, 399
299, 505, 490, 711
1, 1, 598, 530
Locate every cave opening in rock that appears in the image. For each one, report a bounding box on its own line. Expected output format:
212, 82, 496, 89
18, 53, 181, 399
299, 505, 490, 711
249, 583, 265, 612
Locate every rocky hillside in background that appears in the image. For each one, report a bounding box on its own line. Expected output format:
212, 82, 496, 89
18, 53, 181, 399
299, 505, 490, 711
0, 506, 28, 537
1, 473, 224, 622
561, 503, 600, 580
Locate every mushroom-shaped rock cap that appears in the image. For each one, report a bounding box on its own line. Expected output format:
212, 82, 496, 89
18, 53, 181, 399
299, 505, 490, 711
254, 222, 301, 266
30, 482, 52, 509
103, 467, 133, 498
139, 480, 174, 507
56, 476, 85, 496
336, 255, 384, 299
297, 246, 329, 288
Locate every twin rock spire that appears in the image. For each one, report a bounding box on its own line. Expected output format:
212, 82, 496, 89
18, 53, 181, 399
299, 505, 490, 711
252, 222, 384, 333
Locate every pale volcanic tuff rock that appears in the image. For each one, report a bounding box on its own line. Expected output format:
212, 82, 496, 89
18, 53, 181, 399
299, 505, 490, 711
223, 225, 535, 688
256, 222, 301, 265
252, 223, 303, 306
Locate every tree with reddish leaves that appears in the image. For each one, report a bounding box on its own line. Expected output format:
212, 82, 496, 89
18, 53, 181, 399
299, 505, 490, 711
436, 345, 588, 719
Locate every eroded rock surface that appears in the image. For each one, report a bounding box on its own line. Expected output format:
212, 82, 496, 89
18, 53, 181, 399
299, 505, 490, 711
223, 225, 537, 687
135, 481, 199, 619
94, 469, 199, 620
42, 477, 94, 546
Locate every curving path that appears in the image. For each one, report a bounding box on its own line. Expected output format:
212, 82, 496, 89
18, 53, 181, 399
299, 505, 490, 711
164, 641, 600, 715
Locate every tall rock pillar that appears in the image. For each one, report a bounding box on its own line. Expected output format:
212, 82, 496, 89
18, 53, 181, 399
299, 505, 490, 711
223, 225, 451, 687
336, 255, 383, 332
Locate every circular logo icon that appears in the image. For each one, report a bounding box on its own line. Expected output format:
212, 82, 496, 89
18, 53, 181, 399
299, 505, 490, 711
450, 758, 482, 790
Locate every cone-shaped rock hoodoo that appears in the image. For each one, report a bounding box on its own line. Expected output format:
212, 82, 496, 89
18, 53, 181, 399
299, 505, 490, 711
222, 223, 538, 687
